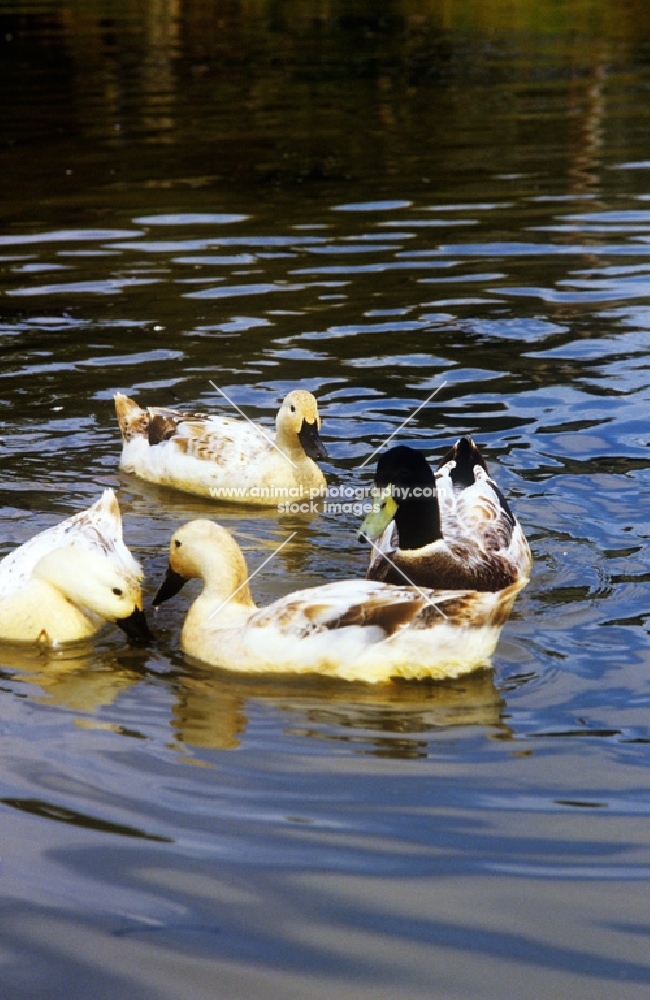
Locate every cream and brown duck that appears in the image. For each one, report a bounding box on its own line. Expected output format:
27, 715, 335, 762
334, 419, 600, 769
152, 519, 518, 683
114, 389, 328, 505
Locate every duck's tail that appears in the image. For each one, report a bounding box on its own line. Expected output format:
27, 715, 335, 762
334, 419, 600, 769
439, 436, 489, 487
92, 487, 122, 526
114, 393, 147, 443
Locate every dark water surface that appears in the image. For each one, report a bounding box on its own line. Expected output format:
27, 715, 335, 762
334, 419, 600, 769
2, 2, 650, 997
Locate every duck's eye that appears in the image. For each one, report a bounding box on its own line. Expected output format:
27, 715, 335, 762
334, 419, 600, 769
174, 539, 182, 548
112, 587, 123, 596
290, 404, 296, 413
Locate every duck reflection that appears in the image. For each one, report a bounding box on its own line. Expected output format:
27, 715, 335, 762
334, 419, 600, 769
0, 642, 146, 713
171, 670, 248, 750
0, 639, 512, 755
171, 665, 509, 757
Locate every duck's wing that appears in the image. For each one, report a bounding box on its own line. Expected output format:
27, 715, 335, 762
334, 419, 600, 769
115, 393, 272, 465
115, 393, 212, 445
163, 414, 272, 465
0, 490, 140, 598
437, 437, 524, 551
437, 465, 516, 551
248, 579, 500, 640
427, 437, 531, 587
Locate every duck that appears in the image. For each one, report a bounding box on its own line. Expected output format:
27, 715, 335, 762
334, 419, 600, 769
114, 389, 328, 505
358, 438, 531, 591
0, 489, 151, 646
152, 519, 522, 683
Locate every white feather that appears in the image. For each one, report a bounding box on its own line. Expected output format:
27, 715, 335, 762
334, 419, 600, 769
0, 491, 145, 645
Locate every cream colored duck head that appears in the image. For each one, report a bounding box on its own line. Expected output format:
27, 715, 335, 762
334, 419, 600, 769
33, 545, 151, 641
275, 390, 328, 461
153, 519, 254, 608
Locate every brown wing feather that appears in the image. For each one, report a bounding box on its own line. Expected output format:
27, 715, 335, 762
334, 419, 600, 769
146, 410, 213, 447
148, 413, 183, 445
330, 594, 435, 634
414, 590, 516, 628
115, 393, 212, 444
253, 590, 435, 639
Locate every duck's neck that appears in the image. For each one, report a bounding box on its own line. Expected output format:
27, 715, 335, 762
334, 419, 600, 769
201, 573, 255, 613
394, 496, 442, 550
274, 428, 305, 463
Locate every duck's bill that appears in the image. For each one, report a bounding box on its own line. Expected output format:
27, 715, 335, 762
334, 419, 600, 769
116, 606, 153, 643
358, 495, 397, 543
153, 565, 189, 606
298, 419, 328, 461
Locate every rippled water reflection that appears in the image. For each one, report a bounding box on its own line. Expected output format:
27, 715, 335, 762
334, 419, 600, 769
3, 3, 650, 998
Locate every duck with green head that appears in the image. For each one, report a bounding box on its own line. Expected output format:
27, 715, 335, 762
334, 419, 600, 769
359, 438, 531, 592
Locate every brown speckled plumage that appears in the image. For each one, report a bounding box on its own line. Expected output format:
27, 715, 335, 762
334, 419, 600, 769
113, 391, 327, 503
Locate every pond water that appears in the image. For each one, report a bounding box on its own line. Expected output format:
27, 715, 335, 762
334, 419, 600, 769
2, 2, 650, 997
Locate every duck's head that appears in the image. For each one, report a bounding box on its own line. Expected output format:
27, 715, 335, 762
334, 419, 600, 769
276, 390, 328, 462
153, 519, 253, 608
33, 546, 152, 642
358, 446, 441, 550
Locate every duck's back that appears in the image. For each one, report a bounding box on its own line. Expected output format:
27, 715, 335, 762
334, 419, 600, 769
0, 490, 137, 599
436, 437, 531, 578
